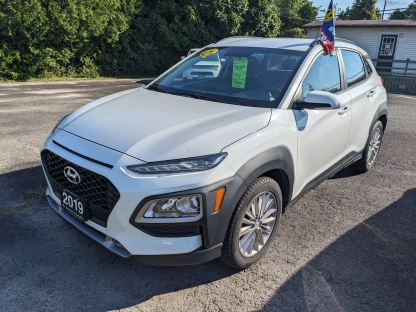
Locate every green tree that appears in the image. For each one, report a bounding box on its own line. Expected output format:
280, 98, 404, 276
240, 0, 281, 37
113, 0, 253, 76
389, 1, 416, 19
0, 0, 135, 80
338, 0, 379, 20
389, 9, 407, 19
337, 7, 352, 20
0, 0, 284, 80
276, 0, 318, 37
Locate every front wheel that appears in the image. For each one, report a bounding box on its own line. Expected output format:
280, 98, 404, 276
355, 120, 384, 173
220, 177, 282, 269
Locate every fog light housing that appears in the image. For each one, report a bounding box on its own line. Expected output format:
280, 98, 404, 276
142, 195, 202, 218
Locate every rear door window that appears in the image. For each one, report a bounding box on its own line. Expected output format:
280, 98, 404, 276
341, 50, 367, 87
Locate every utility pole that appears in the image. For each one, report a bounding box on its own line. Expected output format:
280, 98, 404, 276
382, 0, 387, 19
379, 0, 406, 20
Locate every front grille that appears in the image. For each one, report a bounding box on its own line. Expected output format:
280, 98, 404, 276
138, 225, 199, 237
41, 150, 120, 227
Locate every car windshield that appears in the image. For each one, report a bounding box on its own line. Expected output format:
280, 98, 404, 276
148, 47, 306, 108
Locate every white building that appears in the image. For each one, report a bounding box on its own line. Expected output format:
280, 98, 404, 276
303, 20, 416, 77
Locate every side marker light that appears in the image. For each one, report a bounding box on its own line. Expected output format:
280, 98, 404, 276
214, 187, 226, 212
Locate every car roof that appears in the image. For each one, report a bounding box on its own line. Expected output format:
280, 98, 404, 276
210, 36, 361, 52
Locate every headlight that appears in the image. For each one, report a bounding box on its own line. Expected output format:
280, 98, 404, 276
127, 153, 227, 174
51, 114, 70, 135
141, 195, 202, 218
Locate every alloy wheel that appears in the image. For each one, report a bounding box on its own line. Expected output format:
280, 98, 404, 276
238, 192, 277, 257
367, 128, 381, 165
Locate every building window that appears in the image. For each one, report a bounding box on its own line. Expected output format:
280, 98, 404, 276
379, 36, 396, 56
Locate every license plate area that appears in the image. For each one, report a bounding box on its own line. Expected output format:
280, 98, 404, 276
61, 189, 88, 222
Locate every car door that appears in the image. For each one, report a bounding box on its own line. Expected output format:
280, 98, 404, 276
340, 49, 382, 155
292, 50, 352, 197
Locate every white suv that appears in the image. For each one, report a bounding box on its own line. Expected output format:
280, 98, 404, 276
41, 37, 387, 269
182, 50, 222, 80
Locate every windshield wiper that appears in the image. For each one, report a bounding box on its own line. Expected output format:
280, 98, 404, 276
148, 86, 237, 105
147, 84, 168, 93
171, 91, 237, 105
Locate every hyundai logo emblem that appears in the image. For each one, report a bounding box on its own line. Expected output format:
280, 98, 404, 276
64, 166, 82, 185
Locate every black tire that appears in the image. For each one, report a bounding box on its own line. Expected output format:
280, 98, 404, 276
220, 177, 282, 269
355, 120, 384, 173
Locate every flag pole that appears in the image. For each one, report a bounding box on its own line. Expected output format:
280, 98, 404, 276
319, 0, 335, 56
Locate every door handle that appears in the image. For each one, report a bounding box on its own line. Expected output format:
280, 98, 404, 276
367, 90, 376, 97
338, 105, 351, 115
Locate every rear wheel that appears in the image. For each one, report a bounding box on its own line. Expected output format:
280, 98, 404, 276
220, 177, 282, 269
355, 120, 384, 173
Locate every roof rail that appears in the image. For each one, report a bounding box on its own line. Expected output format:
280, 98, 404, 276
307, 37, 356, 51
309, 38, 320, 48
335, 37, 356, 45
216, 36, 262, 43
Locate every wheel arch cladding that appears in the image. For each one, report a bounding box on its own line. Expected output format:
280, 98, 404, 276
235, 146, 294, 212
261, 169, 291, 212
377, 100, 388, 130
379, 114, 387, 130
207, 146, 295, 248
369, 104, 388, 137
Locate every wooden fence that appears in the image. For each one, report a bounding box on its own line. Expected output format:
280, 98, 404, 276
372, 58, 416, 93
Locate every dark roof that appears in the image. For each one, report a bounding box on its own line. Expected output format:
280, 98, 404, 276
303, 20, 416, 29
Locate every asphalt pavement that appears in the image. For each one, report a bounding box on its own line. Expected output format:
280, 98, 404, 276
0, 79, 415, 311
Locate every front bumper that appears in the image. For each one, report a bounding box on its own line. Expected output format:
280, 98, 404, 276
42, 131, 246, 265
46, 194, 222, 265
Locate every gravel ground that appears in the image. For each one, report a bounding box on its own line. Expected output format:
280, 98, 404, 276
0, 80, 415, 311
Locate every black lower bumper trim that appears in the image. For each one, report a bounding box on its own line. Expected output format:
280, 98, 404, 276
47, 195, 222, 266
129, 244, 223, 266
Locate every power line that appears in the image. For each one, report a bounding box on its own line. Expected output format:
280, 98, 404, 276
316, 7, 409, 19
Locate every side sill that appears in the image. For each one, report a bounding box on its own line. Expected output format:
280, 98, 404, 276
286, 151, 362, 212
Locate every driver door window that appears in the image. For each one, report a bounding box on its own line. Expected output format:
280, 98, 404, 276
301, 53, 341, 98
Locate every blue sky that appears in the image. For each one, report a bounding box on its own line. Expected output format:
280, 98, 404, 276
312, 0, 414, 16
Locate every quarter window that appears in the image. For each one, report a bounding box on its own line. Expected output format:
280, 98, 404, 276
301, 53, 341, 98
341, 50, 366, 87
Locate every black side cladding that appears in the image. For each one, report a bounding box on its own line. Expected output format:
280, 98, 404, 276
235, 146, 295, 203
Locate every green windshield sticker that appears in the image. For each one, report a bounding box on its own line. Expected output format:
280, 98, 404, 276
232, 57, 248, 89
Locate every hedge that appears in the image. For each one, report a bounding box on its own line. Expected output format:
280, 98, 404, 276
0, 0, 287, 80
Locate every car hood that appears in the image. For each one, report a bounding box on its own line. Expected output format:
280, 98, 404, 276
62, 88, 271, 162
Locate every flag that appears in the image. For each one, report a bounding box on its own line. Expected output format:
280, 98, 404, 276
320, 0, 336, 55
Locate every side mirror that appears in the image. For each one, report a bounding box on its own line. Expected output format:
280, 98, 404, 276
293, 91, 341, 110
181, 56, 185, 60
220, 58, 225, 63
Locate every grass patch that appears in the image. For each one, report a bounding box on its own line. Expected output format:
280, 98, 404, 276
0, 185, 46, 214
25, 185, 47, 198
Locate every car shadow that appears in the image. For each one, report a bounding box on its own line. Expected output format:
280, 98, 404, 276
330, 165, 360, 179
0, 165, 48, 207
2, 167, 415, 310
0, 166, 237, 311
261, 188, 416, 311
